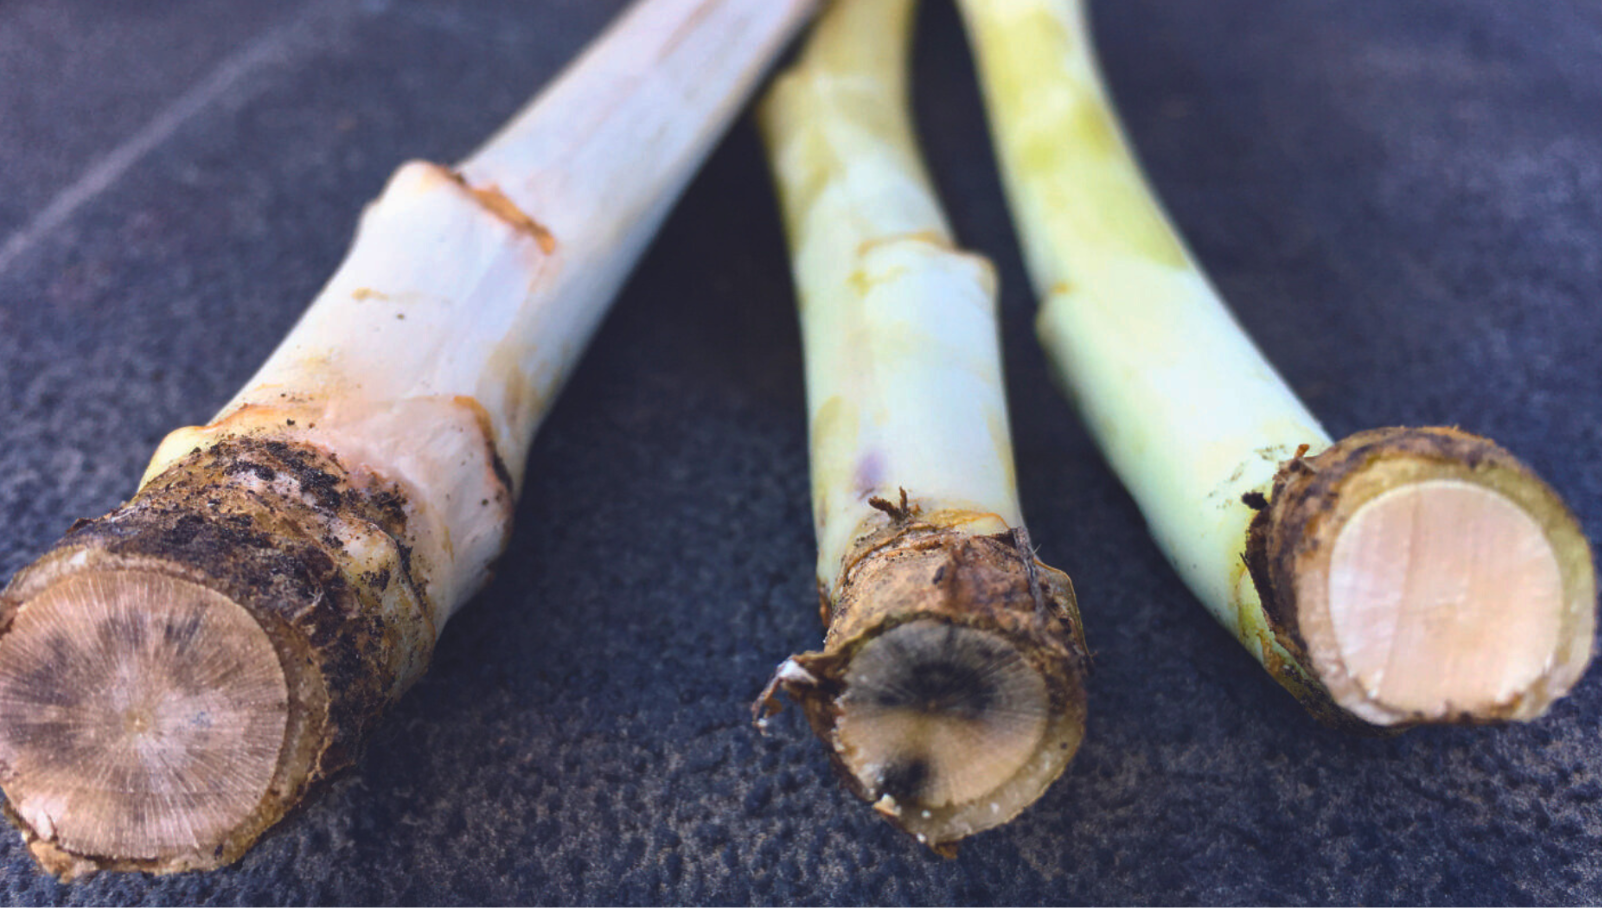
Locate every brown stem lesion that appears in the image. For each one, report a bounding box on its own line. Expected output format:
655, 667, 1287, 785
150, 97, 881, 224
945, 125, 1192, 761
0, 437, 435, 878
756, 505, 1088, 851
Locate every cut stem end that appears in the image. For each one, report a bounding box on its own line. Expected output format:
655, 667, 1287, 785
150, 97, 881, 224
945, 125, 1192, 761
760, 519, 1088, 850
1249, 427, 1596, 727
1327, 478, 1563, 716
836, 620, 1059, 836
0, 571, 288, 871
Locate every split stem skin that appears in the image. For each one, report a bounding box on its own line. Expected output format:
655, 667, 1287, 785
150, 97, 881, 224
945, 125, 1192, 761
956, 0, 1595, 730
0, 0, 815, 879
755, 0, 1089, 852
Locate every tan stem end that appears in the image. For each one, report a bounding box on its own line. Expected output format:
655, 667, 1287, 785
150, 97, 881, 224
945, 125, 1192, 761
1247, 426, 1596, 728
0, 572, 288, 878
0, 436, 435, 878
756, 512, 1088, 852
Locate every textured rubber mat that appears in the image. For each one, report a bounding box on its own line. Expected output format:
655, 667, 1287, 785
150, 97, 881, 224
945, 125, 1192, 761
1, 1, 1598, 903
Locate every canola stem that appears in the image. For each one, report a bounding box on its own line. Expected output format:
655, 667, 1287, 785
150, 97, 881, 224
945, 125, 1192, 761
148, 0, 818, 631
764, 0, 1020, 582
957, 0, 1595, 727
0, 0, 815, 878
759, 0, 1088, 850
956, 0, 1327, 656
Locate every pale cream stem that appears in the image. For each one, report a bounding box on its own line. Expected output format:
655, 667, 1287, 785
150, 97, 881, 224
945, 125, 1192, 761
0, 0, 818, 878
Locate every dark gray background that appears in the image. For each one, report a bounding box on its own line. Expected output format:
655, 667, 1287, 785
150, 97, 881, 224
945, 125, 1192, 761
2, 0, 1600, 903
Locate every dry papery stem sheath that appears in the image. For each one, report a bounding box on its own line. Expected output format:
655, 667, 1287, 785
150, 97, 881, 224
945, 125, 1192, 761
754, 0, 1088, 853
957, 0, 1595, 730
0, 0, 815, 879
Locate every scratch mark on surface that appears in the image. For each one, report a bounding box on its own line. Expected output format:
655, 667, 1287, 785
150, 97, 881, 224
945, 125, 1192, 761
0, 0, 344, 276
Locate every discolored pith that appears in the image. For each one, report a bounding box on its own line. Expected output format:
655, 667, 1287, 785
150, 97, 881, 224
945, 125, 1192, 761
0, 571, 287, 861
836, 620, 1049, 810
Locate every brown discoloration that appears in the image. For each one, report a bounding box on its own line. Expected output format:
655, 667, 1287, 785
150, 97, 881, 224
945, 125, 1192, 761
756, 507, 1088, 851
479, 339, 553, 483
1245, 426, 1596, 730
847, 265, 910, 297
0, 573, 288, 865
846, 232, 995, 301
0, 436, 437, 877
866, 487, 915, 524
351, 287, 387, 301
1250, 626, 1378, 736
450, 395, 516, 499
855, 229, 950, 257
446, 171, 557, 255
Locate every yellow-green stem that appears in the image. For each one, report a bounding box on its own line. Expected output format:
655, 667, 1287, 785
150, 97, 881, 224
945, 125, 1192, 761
957, 0, 1595, 728
757, 0, 1087, 850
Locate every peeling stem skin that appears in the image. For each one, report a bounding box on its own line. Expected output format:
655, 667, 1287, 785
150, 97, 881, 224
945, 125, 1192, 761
756, 0, 1089, 852
0, 0, 816, 879
957, 0, 1595, 730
